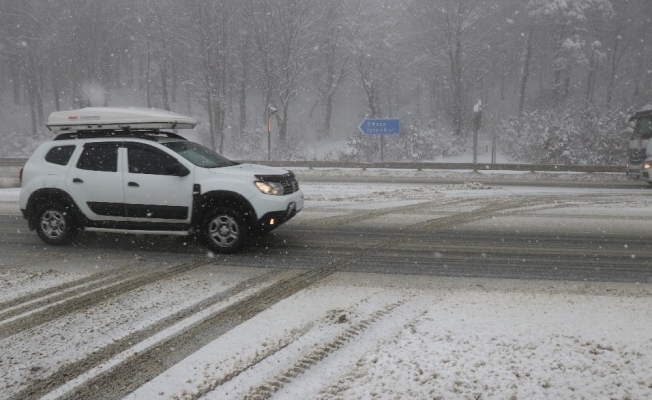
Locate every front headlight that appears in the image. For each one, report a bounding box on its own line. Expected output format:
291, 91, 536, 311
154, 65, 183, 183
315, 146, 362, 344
255, 181, 284, 195
644, 161, 651, 170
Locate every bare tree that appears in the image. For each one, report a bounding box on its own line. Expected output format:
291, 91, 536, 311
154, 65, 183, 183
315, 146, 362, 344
3, 0, 51, 136
0, 0, 650, 159
341, 0, 405, 118
178, 0, 233, 152
310, 0, 351, 139
246, 0, 320, 144
602, 0, 648, 107
415, 0, 513, 136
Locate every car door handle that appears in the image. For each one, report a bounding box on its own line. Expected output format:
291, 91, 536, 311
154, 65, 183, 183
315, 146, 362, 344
128, 182, 140, 187
72, 178, 83, 184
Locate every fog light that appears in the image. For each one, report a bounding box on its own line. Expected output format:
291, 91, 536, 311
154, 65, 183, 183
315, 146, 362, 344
269, 218, 276, 225
644, 161, 651, 170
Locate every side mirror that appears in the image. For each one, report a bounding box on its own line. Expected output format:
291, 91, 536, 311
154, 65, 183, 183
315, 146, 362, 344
167, 162, 190, 177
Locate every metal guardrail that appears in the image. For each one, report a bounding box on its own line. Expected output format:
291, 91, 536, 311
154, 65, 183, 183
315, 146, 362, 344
0, 158, 624, 173
0, 158, 28, 167
240, 161, 625, 173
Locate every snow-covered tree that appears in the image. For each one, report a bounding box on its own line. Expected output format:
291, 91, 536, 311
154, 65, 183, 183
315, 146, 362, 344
522, 0, 614, 107
245, 0, 320, 144
310, 0, 351, 139
176, 0, 234, 152
341, 0, 404, 119
413, 0, 517, 137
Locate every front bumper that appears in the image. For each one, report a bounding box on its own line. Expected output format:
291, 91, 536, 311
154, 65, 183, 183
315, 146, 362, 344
256, 198, 303, 232
627, 165, 643, 180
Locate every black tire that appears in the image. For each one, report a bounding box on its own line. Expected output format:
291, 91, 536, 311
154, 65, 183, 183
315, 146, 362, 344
202, 207, 248, 254
35, 202, 78, 245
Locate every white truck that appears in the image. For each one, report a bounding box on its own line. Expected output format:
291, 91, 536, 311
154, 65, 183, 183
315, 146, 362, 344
19, 107, 304, 253
626, 104, 652, 184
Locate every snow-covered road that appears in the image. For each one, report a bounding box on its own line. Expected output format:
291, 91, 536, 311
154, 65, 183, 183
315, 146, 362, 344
1, 174, 652, 400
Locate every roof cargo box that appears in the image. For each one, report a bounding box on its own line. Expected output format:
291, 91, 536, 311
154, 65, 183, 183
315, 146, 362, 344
630, 104, 652, 121
46, 107, 197, 132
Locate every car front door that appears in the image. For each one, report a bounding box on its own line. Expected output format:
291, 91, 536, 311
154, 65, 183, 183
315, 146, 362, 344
123, 142, 194, 224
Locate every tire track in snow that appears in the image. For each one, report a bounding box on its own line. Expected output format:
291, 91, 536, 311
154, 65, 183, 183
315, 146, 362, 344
412, 198, 547, 232
51, 263, 352, 400
308, 197, 476, 229
8, 268, 291, 400
0, 252, 65, 273
59, 198, 547, 399
243, 300, 406, 400
0, 261, 158, 319
14, 196, 549, 400
0, 257, 214, 341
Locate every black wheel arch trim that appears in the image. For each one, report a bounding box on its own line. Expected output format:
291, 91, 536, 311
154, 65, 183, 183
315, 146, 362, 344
193, 190, 257, 228
26, 188, 86, 231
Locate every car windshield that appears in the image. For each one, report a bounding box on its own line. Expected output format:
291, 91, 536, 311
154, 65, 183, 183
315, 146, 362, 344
634, 117, 652, 139
162, 141, 236, 168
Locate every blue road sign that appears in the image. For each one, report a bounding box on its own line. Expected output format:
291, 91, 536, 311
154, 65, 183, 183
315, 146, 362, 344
358, 118, 401, 135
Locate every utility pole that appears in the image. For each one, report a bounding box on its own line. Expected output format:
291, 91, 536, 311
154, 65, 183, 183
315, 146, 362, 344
491, 130, 497, 164
267, 106, 277, 161
472, 100, 482, 170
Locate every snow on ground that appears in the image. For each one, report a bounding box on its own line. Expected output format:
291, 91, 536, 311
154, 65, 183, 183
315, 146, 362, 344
0, 187, 19, 202
2, 171, 652, 399
125, 275, 652, 400
319, 282, 652, 400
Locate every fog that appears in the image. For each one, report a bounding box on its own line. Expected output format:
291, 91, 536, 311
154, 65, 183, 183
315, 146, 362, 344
0, 0, 650, 163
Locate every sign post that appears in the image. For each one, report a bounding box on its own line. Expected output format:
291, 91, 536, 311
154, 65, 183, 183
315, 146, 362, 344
491, 130, 497, 164
357, 118, 401, 162
267, 106, 277, 161
472, 100, 482, 169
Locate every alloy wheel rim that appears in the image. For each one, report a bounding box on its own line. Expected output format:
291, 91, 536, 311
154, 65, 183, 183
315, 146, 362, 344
40, 210, 66, 239
208, 215, 240, 247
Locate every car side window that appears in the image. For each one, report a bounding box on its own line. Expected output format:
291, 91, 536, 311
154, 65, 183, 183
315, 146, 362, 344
77, 145, 118, 172
45, 145, 76, 166
128, 147, 178, 175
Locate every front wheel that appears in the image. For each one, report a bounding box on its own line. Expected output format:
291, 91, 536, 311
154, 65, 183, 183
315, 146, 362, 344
203, 207, 248, 254
35, 202, 78, 245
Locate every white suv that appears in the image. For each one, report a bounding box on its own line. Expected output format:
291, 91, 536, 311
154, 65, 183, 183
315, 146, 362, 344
19, 107, 304, 253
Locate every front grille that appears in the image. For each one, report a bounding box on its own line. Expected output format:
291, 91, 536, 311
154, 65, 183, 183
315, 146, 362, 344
629, 149, 646, 165
281, 178, 299, 194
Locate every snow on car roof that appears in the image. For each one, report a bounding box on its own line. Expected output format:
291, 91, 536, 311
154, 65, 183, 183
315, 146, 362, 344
46, 107, 198, 132
630, 104, 652, 121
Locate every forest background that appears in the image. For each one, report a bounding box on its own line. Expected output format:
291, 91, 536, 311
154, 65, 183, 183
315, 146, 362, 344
0, 0, 650, 164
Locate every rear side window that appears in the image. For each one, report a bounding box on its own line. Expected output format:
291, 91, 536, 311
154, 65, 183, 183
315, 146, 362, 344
77, 146, 118, 172
45, 145, 76, 166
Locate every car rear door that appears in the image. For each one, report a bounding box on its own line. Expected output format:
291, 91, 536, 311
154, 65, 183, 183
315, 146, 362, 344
66, 142, 126, 220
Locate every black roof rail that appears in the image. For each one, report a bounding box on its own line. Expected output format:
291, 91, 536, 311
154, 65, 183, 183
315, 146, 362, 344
54, 129, 188, 141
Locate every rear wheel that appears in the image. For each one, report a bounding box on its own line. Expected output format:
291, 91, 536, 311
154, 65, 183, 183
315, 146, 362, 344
203, 207, 248, 254
35, 202, 78, 245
